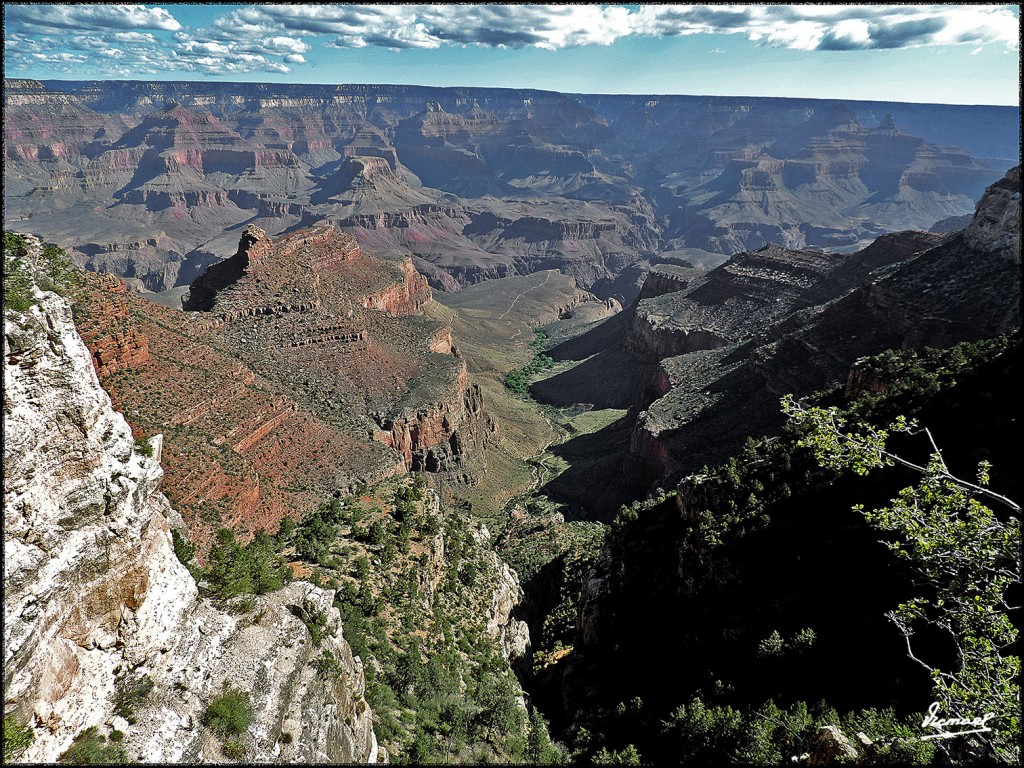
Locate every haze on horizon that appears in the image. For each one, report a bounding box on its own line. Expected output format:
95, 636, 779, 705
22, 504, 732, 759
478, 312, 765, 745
3, 3, 1020, 107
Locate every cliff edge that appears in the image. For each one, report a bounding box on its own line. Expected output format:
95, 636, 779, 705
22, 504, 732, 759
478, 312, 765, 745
3, 284, 377, 763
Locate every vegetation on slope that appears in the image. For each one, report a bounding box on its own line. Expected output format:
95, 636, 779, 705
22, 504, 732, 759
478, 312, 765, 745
267, 476, 563, 764
559, 332, 1020, 764
3, 230, 80, 311
504, 330, 556, 394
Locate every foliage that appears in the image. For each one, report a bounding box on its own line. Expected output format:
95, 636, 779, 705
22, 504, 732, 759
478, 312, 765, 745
504, 330, 556, 394
134, 438, 154, 458
3, 715, 34, 762
841, 335, 1017, 426
204, 687, 254, 737
783, 396, 1020, 763
3, 247, 33, 312
291, 497, 347, 563
222, 738, 247, 760
591, 743, 641, 764
3, 231, 80, 312
57, 727, 129, 764
114, 673, 154, 724
566, 337, 1018, 765
203, 528, 290, 599
289, 601, 331, 646
171, 528, 195, 566
315, 648, 343, 677
309, 480, 539, 763
527, 707, 566, 764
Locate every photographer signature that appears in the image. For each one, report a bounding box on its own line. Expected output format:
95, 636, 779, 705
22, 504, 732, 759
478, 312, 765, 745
920, 702, 995, 740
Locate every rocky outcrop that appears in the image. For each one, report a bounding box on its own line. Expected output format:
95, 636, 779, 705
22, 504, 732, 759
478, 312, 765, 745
964, 165, 1020, 256
621, 167, 1021, 486
3, 287, 377, 763
372, 363, 495, 472
72, 272, 151, 376
360, 258, 432, 316
472, 526, 531, 662
637, 264, 698, 300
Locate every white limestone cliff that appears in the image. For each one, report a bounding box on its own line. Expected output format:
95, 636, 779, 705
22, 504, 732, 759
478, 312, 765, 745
3, 286, 377, 763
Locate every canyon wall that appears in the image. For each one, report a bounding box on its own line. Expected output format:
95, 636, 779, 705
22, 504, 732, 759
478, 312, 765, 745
3, 286, 377, 763
619, 167, 1021, 485
5, 78, 1016, 300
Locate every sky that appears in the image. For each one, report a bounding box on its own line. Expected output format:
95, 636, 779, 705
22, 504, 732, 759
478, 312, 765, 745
3, 3, 1020, 106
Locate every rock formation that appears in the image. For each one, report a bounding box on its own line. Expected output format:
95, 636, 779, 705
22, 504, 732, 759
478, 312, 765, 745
3, 286, 377, 763
4, 79, 1016, 302
73, 223, 491, 551
610, 167, 1021, 485
548, 168, 1019, 493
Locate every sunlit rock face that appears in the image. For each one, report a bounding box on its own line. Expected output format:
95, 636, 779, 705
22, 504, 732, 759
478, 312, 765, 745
3, 286, 377, 764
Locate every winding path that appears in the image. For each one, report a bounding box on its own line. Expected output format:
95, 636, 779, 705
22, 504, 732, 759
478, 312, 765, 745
499, 271, 553, 322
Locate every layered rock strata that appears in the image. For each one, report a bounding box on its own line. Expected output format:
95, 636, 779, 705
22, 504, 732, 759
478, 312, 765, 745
622, 167, 1020, 483
75, 223, 491, 549
5, 79, 1015, 298
3, 287, 377, 763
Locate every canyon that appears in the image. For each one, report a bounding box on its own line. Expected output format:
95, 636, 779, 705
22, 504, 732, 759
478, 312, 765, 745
4, 79, 1017, 303
4, 76, 1021, 765
68, 222, 493, 554
525, 166, 1021, 507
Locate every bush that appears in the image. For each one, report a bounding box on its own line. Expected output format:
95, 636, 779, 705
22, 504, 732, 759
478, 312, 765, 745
3, 232, 80, 312
114, 673, 154, 723
222, 738, 247, 760
204, 528, 290, 599
504, 330, 556, 393
289, 602, 330, 646
57, 727, 128, 764
171, 529, 195, 566
2, 250, 32, 313
3, 715, 35, 762
204, 687, 254, 737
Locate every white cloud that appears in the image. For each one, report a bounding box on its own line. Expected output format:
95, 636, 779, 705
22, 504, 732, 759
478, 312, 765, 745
180, 40, 233, 56
32, 52, 88, 63
5, 3, 1019, 80
199, 3, 1019, 53
258, 36, 311, 55
635, 4, 1019, 52
112, 31, 158, 44
6, 4, 181, 32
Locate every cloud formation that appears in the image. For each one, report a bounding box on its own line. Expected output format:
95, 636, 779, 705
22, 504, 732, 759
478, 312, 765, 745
5, 4, 181, 32
209, 3, 1019, 52
3, 3, 1019, 79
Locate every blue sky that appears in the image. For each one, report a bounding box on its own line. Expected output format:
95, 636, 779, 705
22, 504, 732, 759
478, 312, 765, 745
3, 4, 1020, 105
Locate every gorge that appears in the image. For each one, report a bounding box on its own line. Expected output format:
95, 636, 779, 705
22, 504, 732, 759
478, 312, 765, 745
4, 76, 1021, 766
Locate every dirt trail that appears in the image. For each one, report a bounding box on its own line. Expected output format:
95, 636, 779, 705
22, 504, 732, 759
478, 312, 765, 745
499, 271, 553, 323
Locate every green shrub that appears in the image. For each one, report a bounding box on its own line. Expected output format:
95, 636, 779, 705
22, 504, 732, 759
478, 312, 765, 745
3, 233, 80, 312
204, 528, 289, 599
3, 247, 33, 312
204, 687, 254, 737
289, 602, 330, 646
57, 726, 129, 764
114, 673, 154, 723
171, 529, 195, 566
222, 738, 247, 760
504, 330, 556, 393
134, 438, 154, 458
3, 715, 35, 762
